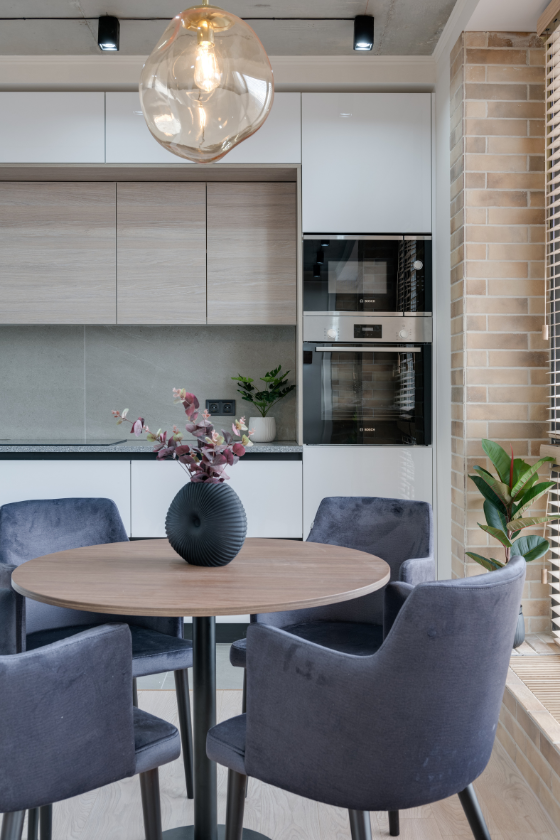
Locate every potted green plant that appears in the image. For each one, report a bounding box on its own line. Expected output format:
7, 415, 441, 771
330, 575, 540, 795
232, 365, 295, 442
467, 439, 559, 647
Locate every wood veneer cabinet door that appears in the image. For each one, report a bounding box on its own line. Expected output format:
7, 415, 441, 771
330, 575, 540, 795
0, 182, 116, 324
207, 183, 297, 325
117, 183, 206, 324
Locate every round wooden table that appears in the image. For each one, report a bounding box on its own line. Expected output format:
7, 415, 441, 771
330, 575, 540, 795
12, 537, 390, 840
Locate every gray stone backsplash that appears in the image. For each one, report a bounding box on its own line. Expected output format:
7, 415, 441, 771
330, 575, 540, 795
0, 325, 296, 441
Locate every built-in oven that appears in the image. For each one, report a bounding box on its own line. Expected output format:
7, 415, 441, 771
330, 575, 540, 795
303, 234, 432, 314
303, 314, 432, 446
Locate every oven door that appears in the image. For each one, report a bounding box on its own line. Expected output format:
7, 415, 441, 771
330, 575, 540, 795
303, 342, 432, 446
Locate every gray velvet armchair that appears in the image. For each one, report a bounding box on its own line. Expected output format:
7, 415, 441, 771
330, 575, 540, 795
209, 555, 526, 840
230, 497, 434, 704
0, 623, 180, 840
0, 497, 194, 811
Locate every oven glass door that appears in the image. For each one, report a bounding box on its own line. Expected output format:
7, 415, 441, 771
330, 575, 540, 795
303, 343, 432, 445
303, 236, 431, 314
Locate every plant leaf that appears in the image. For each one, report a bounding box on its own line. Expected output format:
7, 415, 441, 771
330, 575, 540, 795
481, 439, 512, 483
511, 456, 555, 499
465, 552, 505, 572
469, 475, 507, 515
484, 500, 508, 534
510, 534, 550, 563
511, 481, 555, 519
472, 467, 512, 505
507, 514, 560, 533
478, 523, 512, 548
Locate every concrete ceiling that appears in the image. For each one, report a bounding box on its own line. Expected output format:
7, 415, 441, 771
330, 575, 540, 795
0, 0, 459, 56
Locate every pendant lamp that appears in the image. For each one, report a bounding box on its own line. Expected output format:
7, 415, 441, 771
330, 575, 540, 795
139, 1, 274, 164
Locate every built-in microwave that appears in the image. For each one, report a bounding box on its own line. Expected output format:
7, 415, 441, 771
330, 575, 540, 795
303, 235, 432, 315
303, 314, 432, 446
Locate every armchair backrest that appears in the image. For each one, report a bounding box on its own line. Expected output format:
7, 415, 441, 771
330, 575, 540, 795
256, 496, 433, 628
0, 624, 135, 813
245, 556, 525, 812
0, 497, 129, 634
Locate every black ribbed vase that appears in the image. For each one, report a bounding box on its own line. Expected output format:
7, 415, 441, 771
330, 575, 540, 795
165, 481, 247, 567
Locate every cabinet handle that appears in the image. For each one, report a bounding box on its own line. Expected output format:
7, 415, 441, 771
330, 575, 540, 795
314, 346, 422, 353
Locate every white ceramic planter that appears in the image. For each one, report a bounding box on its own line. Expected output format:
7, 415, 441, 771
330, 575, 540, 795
249, 416, 276, 443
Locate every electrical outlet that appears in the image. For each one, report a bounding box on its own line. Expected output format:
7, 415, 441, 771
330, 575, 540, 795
206, 400, 236, 416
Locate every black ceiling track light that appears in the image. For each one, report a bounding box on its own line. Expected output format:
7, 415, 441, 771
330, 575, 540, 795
353, 15, 374, 51
98, 15, 120, 51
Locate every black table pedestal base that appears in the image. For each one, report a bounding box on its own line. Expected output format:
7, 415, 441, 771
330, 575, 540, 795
162, 826, 271, 840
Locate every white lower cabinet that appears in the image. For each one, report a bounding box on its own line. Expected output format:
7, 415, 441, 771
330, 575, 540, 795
303, 446, 433, 538
0, 461, 131, 535
130, 460, 303, 539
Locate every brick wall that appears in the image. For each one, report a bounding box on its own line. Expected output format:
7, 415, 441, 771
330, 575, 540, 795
450, 32, 549, 631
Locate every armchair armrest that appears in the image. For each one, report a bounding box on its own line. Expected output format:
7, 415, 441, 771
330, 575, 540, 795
0, 563, 25, 653
383, 582, 413, 639
399, 556, 435, 585
0, 562, 16, 588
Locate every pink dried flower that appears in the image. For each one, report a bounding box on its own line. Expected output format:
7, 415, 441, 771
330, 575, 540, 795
111, 390, 253, 483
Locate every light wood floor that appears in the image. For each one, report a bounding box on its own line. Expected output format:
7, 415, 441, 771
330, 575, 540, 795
9, 689, 560, 840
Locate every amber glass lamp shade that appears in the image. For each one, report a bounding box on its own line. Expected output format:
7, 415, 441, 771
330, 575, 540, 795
139, 3, 274, 164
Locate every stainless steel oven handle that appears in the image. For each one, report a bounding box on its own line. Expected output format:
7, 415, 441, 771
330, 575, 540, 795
315, 346, 422, 352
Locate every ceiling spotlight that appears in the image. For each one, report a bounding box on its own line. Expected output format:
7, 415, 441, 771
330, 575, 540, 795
313, 264, 321, 279
354, 15, 374, 51
98, 15, 120, 51
316, 249, 325, 265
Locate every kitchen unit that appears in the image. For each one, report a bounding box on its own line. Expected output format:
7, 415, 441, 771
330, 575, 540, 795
0, 89, 436, 561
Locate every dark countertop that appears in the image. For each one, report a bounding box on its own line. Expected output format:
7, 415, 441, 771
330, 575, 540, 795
0, 440, 303, 459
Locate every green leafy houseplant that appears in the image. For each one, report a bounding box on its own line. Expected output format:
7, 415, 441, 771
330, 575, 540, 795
232, 366, 295, 418
467, 439, 560, 572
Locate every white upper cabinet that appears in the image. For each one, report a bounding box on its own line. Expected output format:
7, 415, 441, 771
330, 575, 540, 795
218, 93, 301, 164
0, 93, 105, 163
106, 92, 301, 165
302, 93, 432, 234
106, 92, 186, 165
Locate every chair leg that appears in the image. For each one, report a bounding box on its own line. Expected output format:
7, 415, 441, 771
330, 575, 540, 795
26, 810, 38, 840
140, 768, 163, 840
174, 669, 194, 800
241, 670, 249, 798
388, 810, 400, 836
0, 812, 25, 840
458, 785, 492, 840
133, 677, 138, 707
39, 806, 52, 840
225, 770, 247, 840
348, 810, 372, 840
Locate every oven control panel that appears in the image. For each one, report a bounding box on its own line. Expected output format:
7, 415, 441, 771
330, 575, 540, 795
304, 314, 432, 344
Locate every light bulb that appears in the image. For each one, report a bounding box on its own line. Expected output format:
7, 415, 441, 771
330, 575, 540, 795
194, 38, 221, 93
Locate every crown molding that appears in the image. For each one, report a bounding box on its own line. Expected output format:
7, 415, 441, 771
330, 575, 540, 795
0, 53, 436, 92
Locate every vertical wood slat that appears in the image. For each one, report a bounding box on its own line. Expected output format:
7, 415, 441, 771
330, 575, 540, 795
206, 182, 297, 325
0, 182, 116, 324
116, 182, 207, 325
